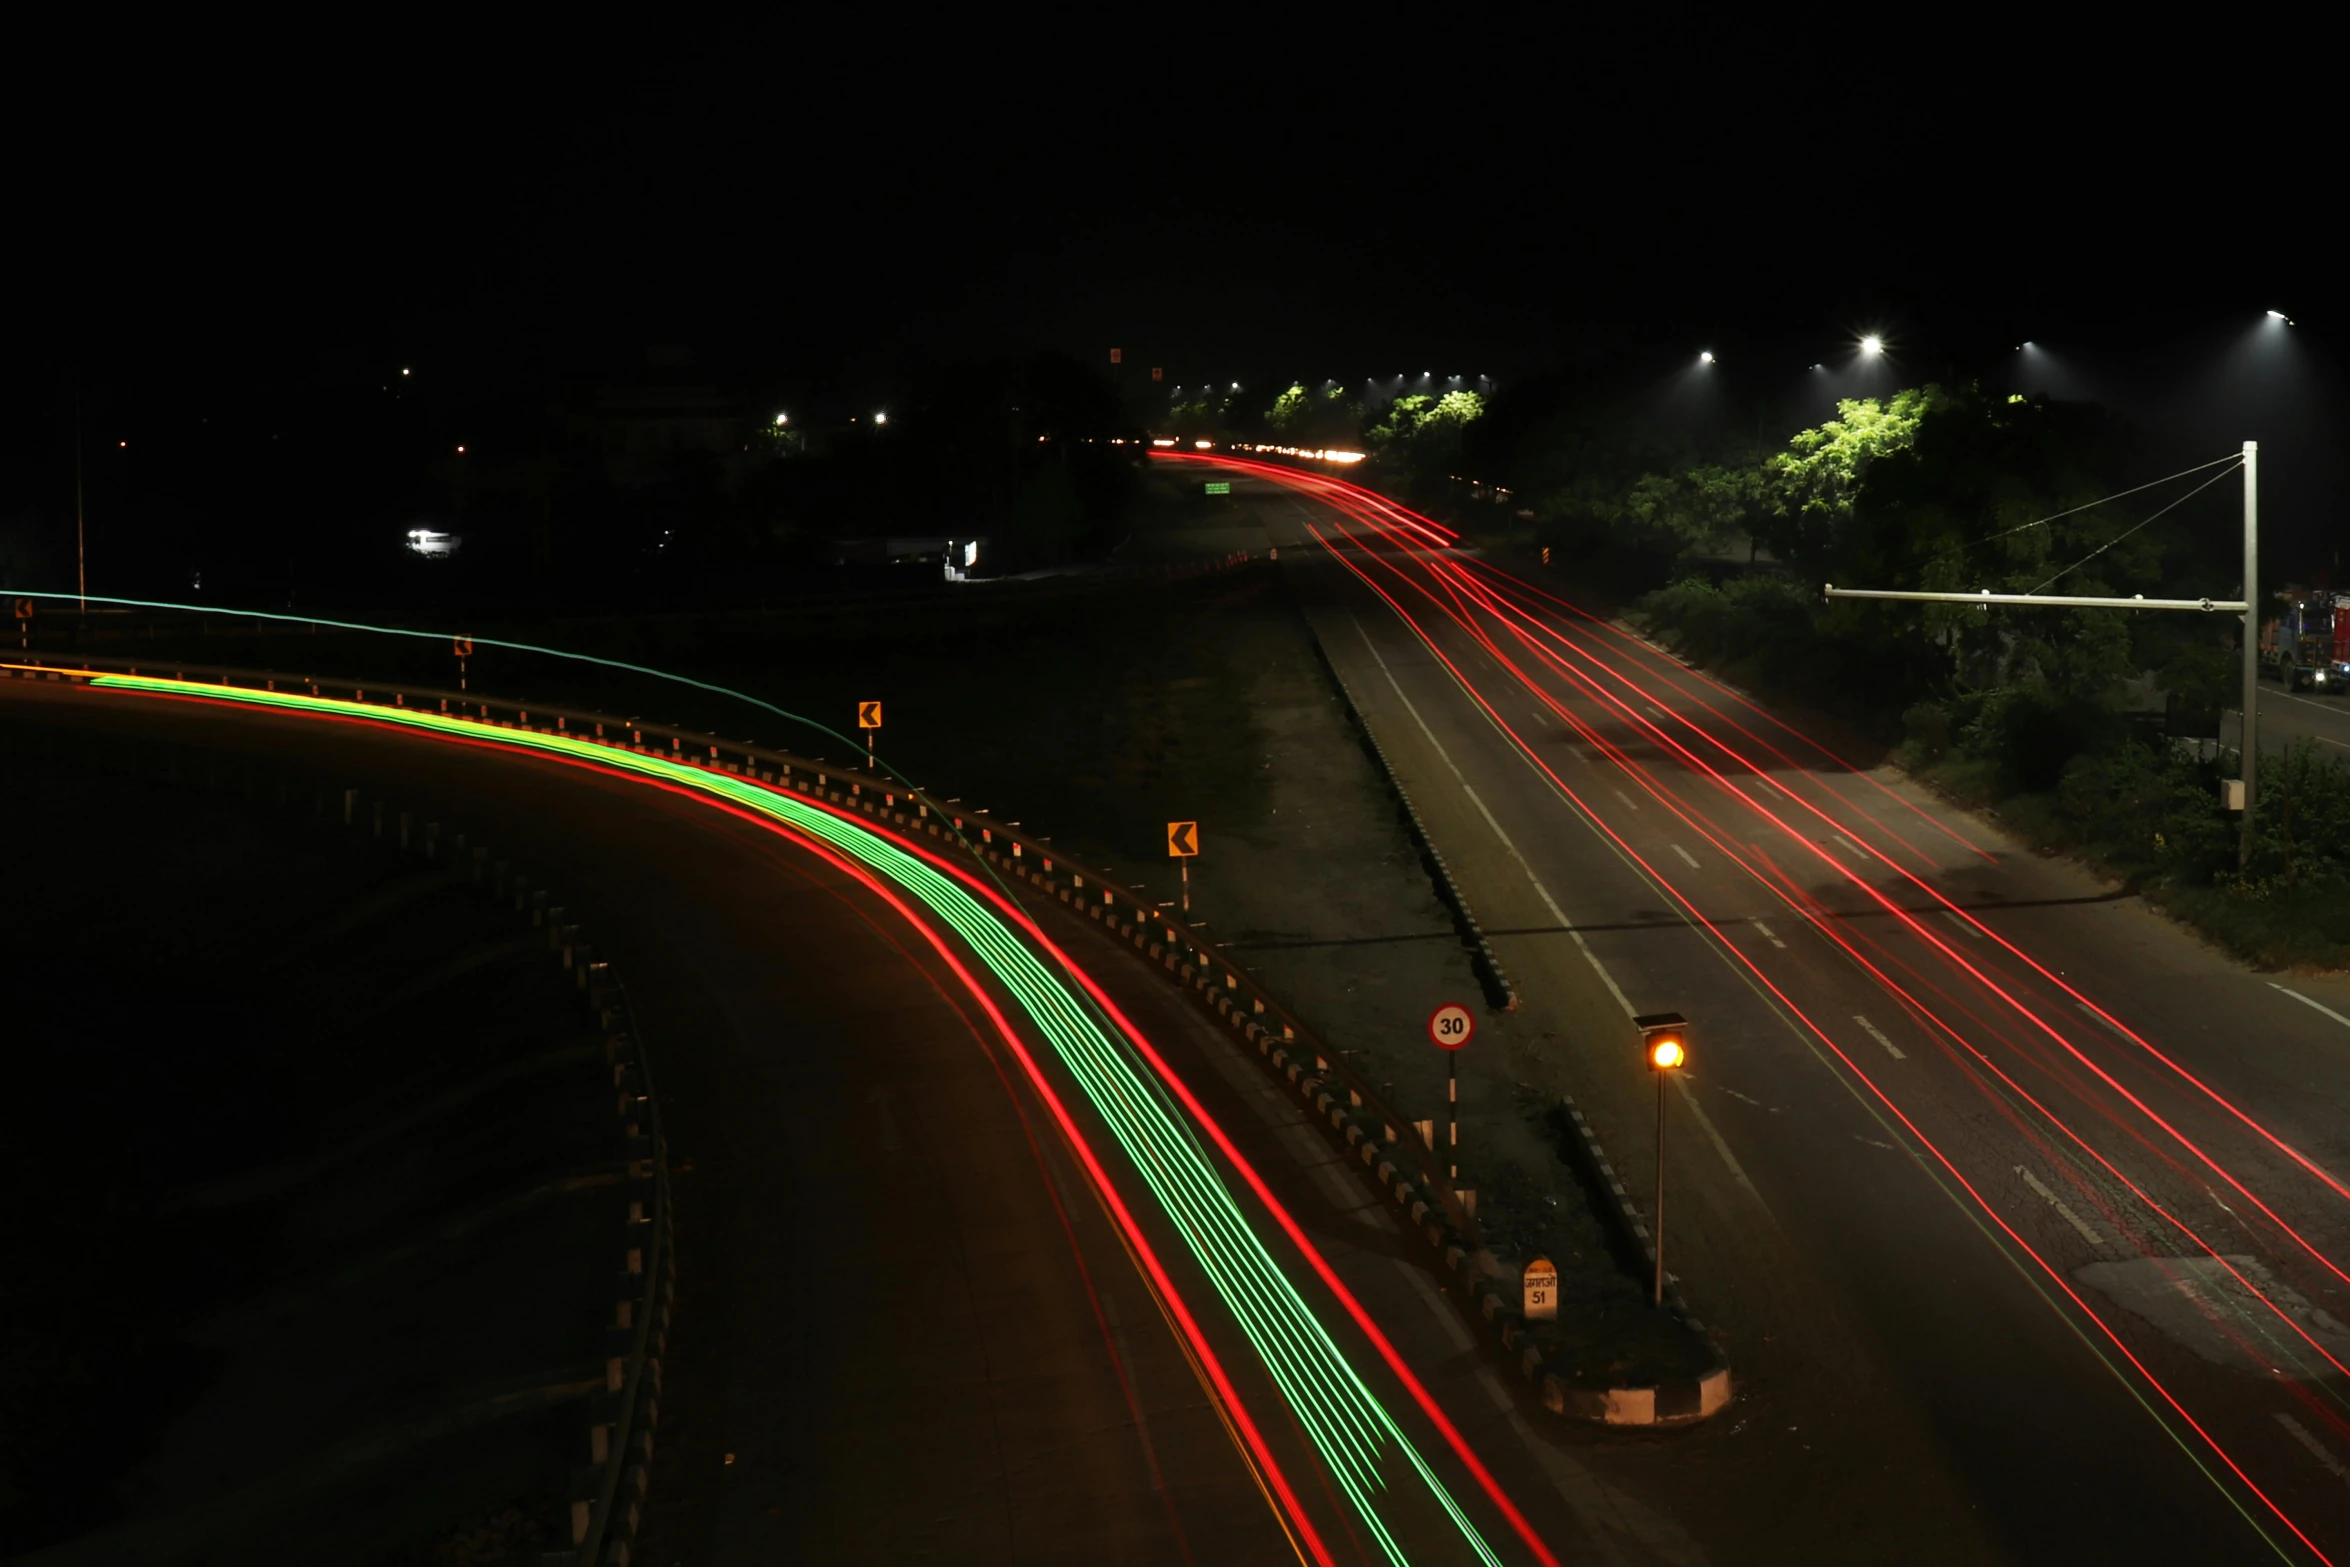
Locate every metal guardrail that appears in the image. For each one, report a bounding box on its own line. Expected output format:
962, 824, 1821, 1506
0, 689, 678, 1563
4, 648, 1486, 1248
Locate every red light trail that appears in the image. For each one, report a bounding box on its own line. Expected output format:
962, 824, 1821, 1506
1157, 452, 2347, 1562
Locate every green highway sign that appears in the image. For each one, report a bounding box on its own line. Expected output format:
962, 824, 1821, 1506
1204, 481, 1231, 495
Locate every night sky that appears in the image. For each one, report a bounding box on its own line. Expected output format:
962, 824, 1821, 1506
10, 22, 2342, 570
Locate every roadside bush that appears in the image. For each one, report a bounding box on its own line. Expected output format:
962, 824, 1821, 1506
2054, 741, 2232, 881
1902, 701, 1950, 761
2242, 739, 2350, 894
1962, 682, 2118, 793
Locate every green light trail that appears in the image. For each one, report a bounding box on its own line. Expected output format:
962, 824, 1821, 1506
90, 672, 1510, 1567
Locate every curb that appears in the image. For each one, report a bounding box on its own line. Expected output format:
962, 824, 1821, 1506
1546, 1089, 1733, 1423
3, 656, 1725, 1427
1299, 614, 1518, 1013
0, 709, 682, 1559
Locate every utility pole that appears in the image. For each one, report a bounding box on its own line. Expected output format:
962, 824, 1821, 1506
2240, 441, 2259, 870
74, 384, 87, 617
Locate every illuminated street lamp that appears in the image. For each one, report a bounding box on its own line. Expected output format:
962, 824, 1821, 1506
1699, 351, 1715, 365
774, 412, 788, 426
874, 411, 888, 425
1636, 1011, 1688, 1307
2267, 309, 2291, 322
1859, 335, 1885, 356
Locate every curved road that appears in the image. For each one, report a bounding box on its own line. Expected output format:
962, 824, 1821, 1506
2, 669, 1710, 1567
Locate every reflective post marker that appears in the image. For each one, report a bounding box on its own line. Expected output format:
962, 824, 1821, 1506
1167, 821, 1199, 914
1428, 1003, 1473, 1180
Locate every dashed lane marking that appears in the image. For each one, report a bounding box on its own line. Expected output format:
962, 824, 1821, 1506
1943, 910, 1984, 939
1613, 788, 1641, 812
1670, 843, 1700, 870
2277, 1412, 2350, 1490
2017, 1165, 2109, 1248
1853, 1014, 1907, 1060
1751, 918, 1785, 949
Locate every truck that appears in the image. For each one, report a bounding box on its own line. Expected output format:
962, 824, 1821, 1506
2263, 592, 2342, 691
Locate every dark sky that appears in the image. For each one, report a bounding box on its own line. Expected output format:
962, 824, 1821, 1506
11, 18, 2343, 563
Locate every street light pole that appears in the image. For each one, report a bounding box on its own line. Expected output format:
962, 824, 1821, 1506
1635, 1011, 1687, 1309
2241, 440, 2259, 871
1653, 1070, 1668, 1307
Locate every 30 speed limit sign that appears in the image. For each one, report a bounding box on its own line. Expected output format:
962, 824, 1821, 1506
1428, 1003, 1474, 1051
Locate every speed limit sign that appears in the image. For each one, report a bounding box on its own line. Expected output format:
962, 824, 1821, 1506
1428, 1003, 1474, 1051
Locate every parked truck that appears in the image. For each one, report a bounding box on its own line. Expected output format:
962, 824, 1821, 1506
2264, 592, 2342, 691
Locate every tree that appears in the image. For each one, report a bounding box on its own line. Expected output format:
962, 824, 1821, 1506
1266, 383, 1364, 447
1753, 387, 1944, 569
1368, 389, 1485, 479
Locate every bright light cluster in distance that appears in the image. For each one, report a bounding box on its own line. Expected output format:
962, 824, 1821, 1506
1234, 443, 1367, 464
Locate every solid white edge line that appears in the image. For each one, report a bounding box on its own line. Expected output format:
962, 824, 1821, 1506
1672, 1073, 1776, 1221
2272, 983, 2350, 1032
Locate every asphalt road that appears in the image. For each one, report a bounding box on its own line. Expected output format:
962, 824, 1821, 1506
1184, 458, 2350, 1566
2227, 684, 2350, 758
2, 671, 1720, 1567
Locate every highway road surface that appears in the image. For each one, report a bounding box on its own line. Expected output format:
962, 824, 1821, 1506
2228, 684, 2350, 759
1165, 453, 2350, 1566
3, 667, 1717, 1567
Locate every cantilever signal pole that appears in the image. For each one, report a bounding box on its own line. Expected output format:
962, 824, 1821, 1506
1824, 442, 2262, 871
2240, 441, 2259, 870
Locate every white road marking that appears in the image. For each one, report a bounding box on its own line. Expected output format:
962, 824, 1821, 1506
1673, 1073, 1776, 1220
1943, 910, 1983, 939
2277, 1412, 2350, 1489
1350, 610, 1476, 789
1647, 704, 1669, 720
2074, 1001, 2129, 1038
1718, 1084, 1770, 1109
1460, 785, 1576, 935
1834, 833, 1868, 858
2273, 983, 2350, 1032
1569, 927, 1640, 1019
1853, 1135, 1897, 1150
1751, 918, 1786, 949
2018, 1165, 2109, 1248
1345, 607, 1588, 953
1613, 788, 1642, 812
1853, 1014, 1907, 1060
1670, 843, 1700, 869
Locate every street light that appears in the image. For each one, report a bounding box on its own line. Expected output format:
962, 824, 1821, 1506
2267, 309, 2291, 322
1859, 335, 1885, 356
774, 412, 788, 426
874, 411, 888, 425
1699, 351, 1715, 365
1636, 1011, 1688, 1307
